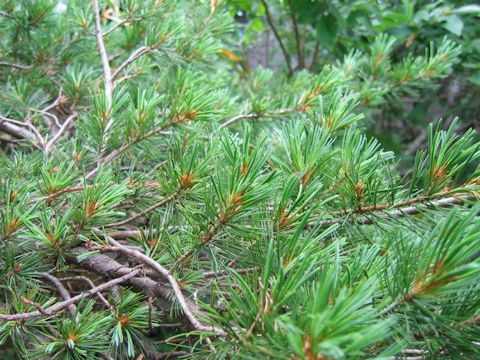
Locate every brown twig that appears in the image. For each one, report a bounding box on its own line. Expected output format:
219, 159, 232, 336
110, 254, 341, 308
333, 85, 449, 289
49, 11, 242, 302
309, 40, 321, 69
19, 296, 48, 316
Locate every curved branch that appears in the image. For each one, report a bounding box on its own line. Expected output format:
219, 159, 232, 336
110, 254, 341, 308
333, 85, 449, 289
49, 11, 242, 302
100, 236, 227, 337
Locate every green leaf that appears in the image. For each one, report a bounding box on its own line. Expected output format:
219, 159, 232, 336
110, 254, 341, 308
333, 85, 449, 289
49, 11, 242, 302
469, 71, 480, 86
453, 5, 480, 15
249, 17, 264, 33
442, 15, 464, 36
315, 14, 339, 49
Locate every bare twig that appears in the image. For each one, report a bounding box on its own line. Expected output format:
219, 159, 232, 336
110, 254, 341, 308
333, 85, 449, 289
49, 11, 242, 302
19, 296, 48, 316
92, 0, 114, 158
220, 108, 294, 128
0, 114, 43, 149
85, 123, 173, 179
0, 11, 14, 19
92, 0, 113, 105
112, 45, 154, 81
105, 191, 180, 228
43, 273, 76, 317
203, 267, 257, 279
0, 62, 32, 70
103, 17, 142, 37
0, 269, 141, 321
309, 39, 321, 69
45, 111, 78, 153
58, 275, 112, 309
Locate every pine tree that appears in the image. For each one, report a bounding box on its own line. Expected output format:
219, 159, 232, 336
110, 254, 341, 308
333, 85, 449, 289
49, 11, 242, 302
0, 1, 479, 359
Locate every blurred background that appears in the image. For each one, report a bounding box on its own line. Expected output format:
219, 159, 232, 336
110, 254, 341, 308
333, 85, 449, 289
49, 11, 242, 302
223, 0, 480, 155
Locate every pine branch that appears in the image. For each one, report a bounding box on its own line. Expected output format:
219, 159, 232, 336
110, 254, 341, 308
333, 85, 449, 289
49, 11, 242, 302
309, 192, 478, 228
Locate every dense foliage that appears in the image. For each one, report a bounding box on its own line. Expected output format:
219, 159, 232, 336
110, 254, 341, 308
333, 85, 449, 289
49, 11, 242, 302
0, 1, 479, 359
